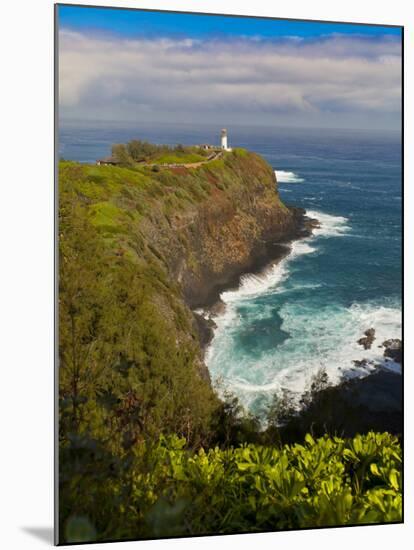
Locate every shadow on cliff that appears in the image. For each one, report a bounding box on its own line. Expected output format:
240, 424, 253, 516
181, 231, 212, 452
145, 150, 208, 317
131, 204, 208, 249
210, 369, 402, 449
274, 369, 402, 444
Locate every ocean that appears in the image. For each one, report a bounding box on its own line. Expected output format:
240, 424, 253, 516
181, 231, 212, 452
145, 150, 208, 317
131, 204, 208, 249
59, 121, 402, 416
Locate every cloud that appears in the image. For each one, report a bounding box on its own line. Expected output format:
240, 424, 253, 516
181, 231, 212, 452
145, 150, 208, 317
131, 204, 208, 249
58, 29, 401, 129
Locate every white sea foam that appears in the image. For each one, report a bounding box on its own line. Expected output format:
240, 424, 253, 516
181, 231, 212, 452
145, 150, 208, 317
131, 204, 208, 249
306, 209, 350, 237
207, 300, 401, 413
222, 240, 317, 304
275, 170, 304, 183
221, 210, 348, 304
205, 207, 401, 415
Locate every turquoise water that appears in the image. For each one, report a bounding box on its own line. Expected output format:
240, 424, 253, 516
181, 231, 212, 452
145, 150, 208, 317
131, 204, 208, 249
60, 122, 402, 414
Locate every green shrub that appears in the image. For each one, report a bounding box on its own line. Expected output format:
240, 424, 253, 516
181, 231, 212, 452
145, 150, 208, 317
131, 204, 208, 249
60, 431, 402, 543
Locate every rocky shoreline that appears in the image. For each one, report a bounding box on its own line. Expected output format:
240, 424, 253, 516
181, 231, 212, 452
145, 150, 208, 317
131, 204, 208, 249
191, 207, 402, 437
192, 206, 315, 310
354, 328, 402, 369
280, 330, 402, 439
181, 205, 310, 310
193, 208, 319, 355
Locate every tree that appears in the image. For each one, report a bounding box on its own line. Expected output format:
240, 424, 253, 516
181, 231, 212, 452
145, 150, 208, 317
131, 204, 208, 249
111, 143, 133, 166
126, 139, 159, 161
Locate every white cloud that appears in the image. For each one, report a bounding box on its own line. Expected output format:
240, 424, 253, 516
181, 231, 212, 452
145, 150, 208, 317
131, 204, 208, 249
58, 29, 401, 129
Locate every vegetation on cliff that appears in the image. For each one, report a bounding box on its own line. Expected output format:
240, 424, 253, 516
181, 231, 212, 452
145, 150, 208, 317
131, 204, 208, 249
58, 146, 402, 543
111, 140, 211, 165
59, 147, 297, 448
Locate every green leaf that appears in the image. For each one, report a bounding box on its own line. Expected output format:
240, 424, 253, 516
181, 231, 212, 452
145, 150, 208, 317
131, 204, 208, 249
370, 463, 380, 476
389, 470, 399, 490
305, 434, 315, 446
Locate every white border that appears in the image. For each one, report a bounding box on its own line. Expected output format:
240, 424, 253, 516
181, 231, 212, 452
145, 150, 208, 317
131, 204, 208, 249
1, 1, 412, 548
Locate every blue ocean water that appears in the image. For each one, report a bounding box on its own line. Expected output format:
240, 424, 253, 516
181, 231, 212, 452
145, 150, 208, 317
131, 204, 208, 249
59, 121, 402, 414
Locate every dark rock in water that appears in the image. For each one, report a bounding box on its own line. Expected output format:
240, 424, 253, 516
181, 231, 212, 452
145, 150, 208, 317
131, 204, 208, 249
193, 312, 216, 356
382, 338, 401, 347
353, 359, 368, 368
357, 328, 376, 350
304, 217, 321, 231
209, 299, 226, 317
382, 338, 402, 364
352, 358, 378, 371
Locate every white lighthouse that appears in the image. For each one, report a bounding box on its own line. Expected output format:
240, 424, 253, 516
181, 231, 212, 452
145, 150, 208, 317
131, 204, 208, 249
220, 128, 232, 151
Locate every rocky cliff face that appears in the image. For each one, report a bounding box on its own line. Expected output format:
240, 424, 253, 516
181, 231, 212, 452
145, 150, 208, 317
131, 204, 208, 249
138, 149, 305, 308
59, 149, 306, 384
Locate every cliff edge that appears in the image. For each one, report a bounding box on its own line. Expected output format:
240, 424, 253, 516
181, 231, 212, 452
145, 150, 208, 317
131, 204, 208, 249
135, 148, 304, 307
58, 148, 305, 440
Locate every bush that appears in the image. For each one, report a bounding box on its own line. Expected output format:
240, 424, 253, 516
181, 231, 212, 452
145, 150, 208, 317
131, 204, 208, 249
111, 143, 134, 167
60, 431, 402, 543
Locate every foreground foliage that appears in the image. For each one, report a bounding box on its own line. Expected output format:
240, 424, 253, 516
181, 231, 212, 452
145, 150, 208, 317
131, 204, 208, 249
61, 431, 402, 543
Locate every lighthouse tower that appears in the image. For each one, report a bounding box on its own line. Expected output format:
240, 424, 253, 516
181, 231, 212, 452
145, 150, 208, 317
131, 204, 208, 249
220, 128, 231, 151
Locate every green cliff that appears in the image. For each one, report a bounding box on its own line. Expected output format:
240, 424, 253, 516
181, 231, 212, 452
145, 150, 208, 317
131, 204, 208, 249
59, 147, 303, 446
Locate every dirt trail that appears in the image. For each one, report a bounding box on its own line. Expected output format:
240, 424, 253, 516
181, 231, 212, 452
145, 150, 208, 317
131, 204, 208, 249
144, 151, 223, 169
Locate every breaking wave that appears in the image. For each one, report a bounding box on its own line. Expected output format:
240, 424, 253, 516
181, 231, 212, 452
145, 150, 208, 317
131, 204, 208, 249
306, 209, 350, 237
222, 210, 349, 303
275, 170, 304, 183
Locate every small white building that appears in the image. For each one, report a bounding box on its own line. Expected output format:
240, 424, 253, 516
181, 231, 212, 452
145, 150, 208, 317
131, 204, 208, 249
220, 128, 232, 151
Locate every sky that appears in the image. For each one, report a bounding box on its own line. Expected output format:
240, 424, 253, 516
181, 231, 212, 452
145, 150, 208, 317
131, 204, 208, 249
57, 5, 402, 131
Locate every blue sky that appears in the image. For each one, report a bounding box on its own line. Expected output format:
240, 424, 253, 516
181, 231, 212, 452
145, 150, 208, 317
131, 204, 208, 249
58, 5, 402, 131
58, 5, 401, 40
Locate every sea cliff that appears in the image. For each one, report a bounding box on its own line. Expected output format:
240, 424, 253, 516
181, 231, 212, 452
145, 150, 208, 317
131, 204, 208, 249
60, 148, 306, 366
58, 147, 306, 448
134, 149, 306, 308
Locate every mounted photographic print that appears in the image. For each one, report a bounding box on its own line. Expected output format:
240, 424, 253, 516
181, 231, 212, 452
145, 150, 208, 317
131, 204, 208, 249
55, 3, 403, 545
